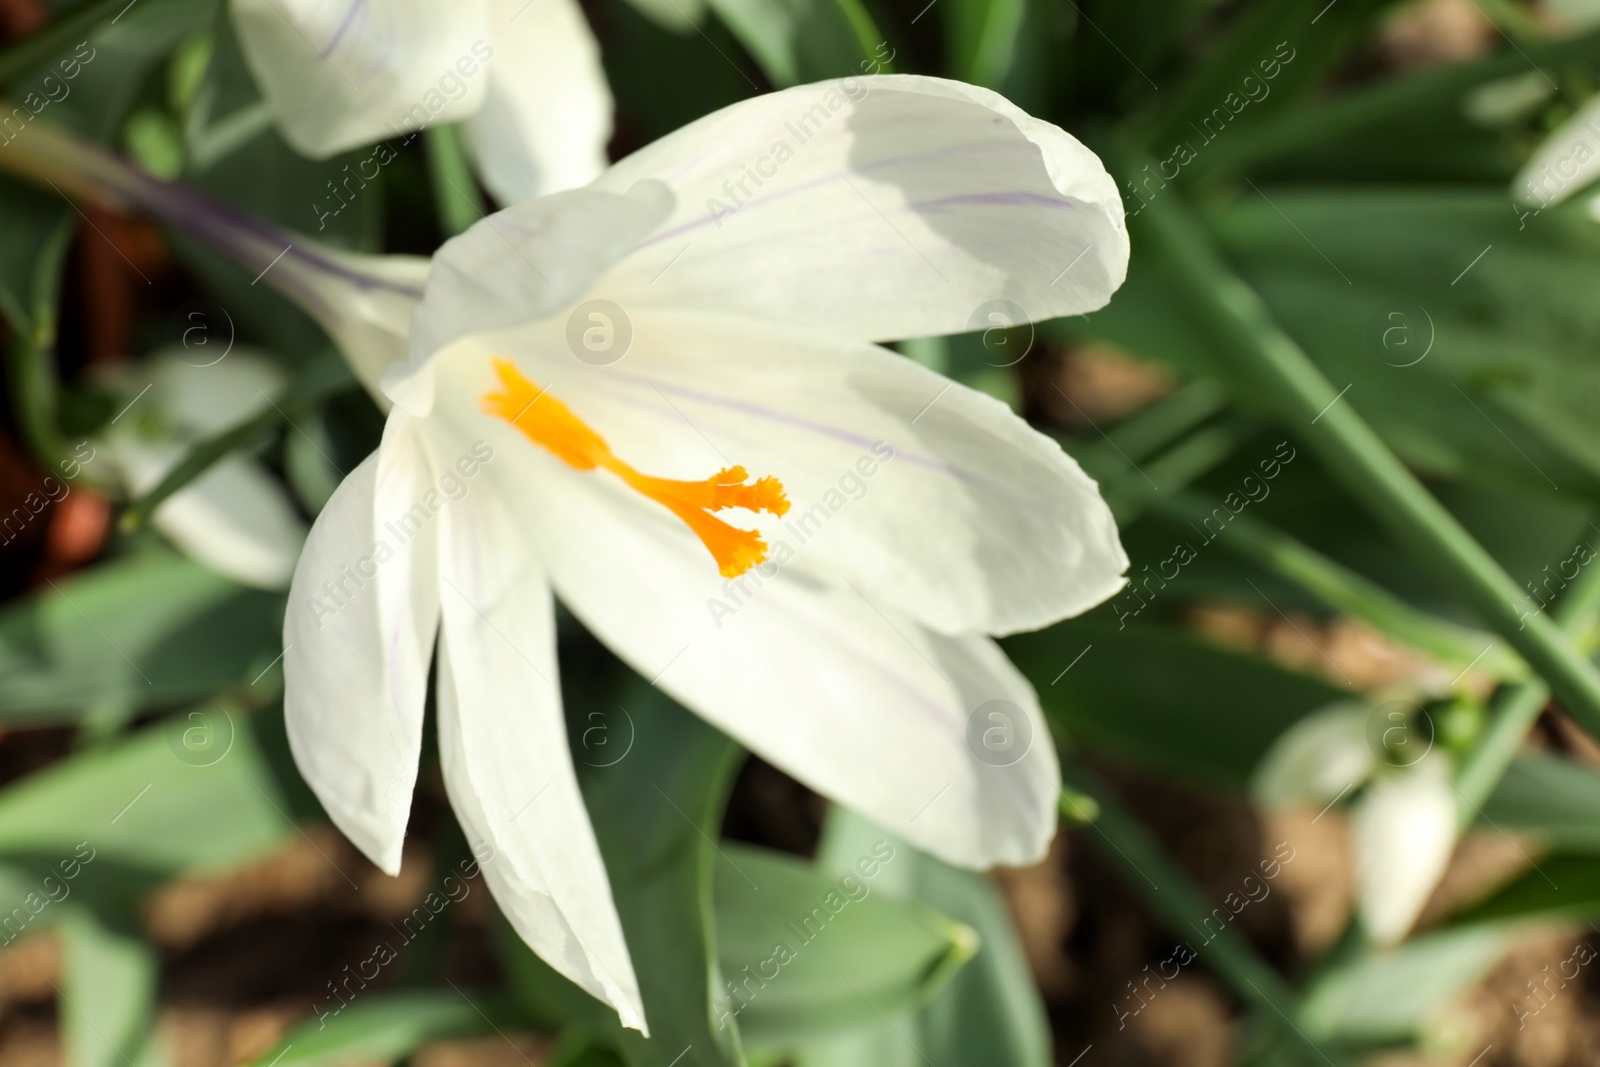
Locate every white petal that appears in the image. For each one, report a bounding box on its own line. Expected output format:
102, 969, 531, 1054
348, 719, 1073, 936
448, 418, 1061, 869
431, 314, 1124, 634
399, 182, 672, 408
590, 74, 1127, 341
1252, 703, 1375, 809
146, 348, 286, 435
231, 0, 490, 157
274, 247, 428, 406
283, 432, 440, 875
1513, 93, 1600, 206
155, 459, 307, 590
1353, 758, 1457, 945
462, 0, 613, 204
430, 446, 644, 1031
95, 432, 305, 590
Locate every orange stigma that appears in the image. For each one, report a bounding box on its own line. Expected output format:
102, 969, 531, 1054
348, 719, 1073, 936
483, 357, 789, 578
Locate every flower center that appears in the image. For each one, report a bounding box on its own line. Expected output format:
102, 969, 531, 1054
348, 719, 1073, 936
483, 357, 790, 579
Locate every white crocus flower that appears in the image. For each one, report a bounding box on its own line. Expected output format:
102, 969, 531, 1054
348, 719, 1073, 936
284, 75, 1130, 1031
230, 0, 612, 203
97, 350, 307, 589
1513, 93, 1600, 208
1352, 754, 1457, 945
1251, 702, 1375, 810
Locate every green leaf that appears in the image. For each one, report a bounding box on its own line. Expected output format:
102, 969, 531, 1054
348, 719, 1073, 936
247, 992, 491, 1067
1447, 854, 1600, 928
716, 842, 975, 1050
0, 548, 284, 722
793, 809, 1050, 1067
498, 682, 746, 1067
1300, 927, 1512, 1045
1215, 190, 1600, 491
59, 910, 166, 1067
1006, 618, 1346, 788
595, 0, 755, 145
0, 178, 71, 335
942, 0, 1026, 89
1479, 754, 1600, 851
0, 711, 291, 873
705, 0, 881, 86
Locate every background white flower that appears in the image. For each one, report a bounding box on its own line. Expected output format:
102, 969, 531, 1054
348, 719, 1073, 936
229, 0, 612, 203
96, 350, 307, 589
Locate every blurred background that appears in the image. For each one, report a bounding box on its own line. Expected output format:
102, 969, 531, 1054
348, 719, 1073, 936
4, 0, 1600, 1065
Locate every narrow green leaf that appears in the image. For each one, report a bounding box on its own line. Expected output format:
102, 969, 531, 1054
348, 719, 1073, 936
942, 0, 1025, 89
1138, 489, 1520, 678
119, 352, 353, 532
705, 0, 882, 86
59, 910, 166, 1067
247, 992, 491, 1067
1300, 927, 1512, 1045
1008, 618, 1345, 788
1449, 854, 1600, 927
716, 842, 974, 1049
1059, 757, 1347, 1066
794, 809, 1051, 1067
1479, 754, 1600, 851
423, 124, 483, 237
1455, 562, 1600, 820
0, 712, 291, 873
1131, 181, 1600, 747
0, 548, 284, 721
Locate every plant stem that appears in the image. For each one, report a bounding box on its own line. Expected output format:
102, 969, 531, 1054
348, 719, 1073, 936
423, 125, 484, 238
1187, 27, 1600, 181
1134, 185, 1600, 741
118, 353, 353, 532
1138, 488, 1521, 680
1454, 562, 1600, 823
2, 214, 73, 471
1058, 754, 1347, 1067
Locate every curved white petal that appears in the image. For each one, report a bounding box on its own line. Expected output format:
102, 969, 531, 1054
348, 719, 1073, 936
155, 459, 307, 590
283, 435, 440, 875
462, 0, 613, 204
1514, 93, 1600, 207
431, 313, 1124, 634
1353, 758, 1457, 945
1252, 703, 1375, 809
588, 74, 1127, 341
146, 348, 286, 436
96, 434, 305, 590
430, 439, 644, 1031
398, 183, 672, 410
231, 0, 490, 157
436, 388, 1061, 867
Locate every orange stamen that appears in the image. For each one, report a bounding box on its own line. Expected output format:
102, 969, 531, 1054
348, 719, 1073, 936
483, 357, 789, 578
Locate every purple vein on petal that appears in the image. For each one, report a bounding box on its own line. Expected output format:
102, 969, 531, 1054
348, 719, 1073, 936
631, 139, 1045, 253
